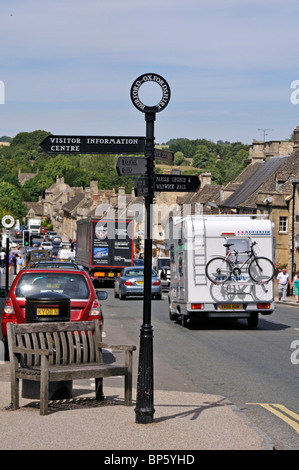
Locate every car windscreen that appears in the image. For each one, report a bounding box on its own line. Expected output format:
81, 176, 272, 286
15, 272, 90, 299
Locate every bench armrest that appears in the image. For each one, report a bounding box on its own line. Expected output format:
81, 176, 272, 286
12, 346, 54, 356
97, 342, 136, 352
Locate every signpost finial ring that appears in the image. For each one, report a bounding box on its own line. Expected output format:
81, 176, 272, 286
130, 73, 171, 113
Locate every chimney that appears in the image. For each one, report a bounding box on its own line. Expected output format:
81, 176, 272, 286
200, 172, 211, 188
294, 126, 299, 148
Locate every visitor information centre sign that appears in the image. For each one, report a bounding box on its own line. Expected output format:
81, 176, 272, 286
40, 135, 145, 154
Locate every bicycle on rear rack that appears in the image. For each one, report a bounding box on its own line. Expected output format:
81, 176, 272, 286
205, 241, 275, 285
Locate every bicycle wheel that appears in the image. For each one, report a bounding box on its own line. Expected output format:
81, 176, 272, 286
248, 257, 275, 283
205, 257, 232, 284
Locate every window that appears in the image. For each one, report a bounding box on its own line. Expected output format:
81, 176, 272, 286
279, 216, 288, 233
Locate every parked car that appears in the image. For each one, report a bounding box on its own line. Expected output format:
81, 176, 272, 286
0, 268, 107, 357
40, 241, 53, 250
46, 231, 57, 241
57, 249, 75, 261
14, 229, 22, 239
114, 266, 162, 300
50, 246, 60, 259
26, 249, 51, 267
60, 242, 71, 249
30, 260, 82, 270
52, 236, 62, 246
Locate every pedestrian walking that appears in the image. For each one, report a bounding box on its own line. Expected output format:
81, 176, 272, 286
277, 267, 289, 302
291, 271, 299, 303
12, 253, 17, 275
0, 249, 5, 268
16, 253, 24, 274
8, 252, 13, 273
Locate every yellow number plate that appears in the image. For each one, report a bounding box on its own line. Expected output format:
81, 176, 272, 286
37, 308, 59, 316
136, 281, 144, 285
219, 304, 241, 310
108, 273, 114, 277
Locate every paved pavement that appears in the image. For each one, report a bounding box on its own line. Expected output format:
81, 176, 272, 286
276, 295, 299, 306
0, 361, 274, 451
2, 289, 297, 451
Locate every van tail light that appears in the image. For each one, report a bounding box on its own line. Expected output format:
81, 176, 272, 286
257, 303, 270, 309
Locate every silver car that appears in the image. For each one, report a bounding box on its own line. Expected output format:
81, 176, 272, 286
114, 267, 162, 300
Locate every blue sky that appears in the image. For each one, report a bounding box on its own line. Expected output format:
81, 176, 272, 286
1, 0, 299, 145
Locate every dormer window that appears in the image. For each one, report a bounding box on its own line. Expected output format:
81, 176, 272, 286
276, 180, 285, 189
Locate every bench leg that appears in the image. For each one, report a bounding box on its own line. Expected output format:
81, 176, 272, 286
124, 350, 133, 406
124, 373, 132, 406
95, 377, 104, 401
40, 357, 49, 415
11, 376, 20, 410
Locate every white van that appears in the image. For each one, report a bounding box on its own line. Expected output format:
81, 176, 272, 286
57, 249, 75, 261
167, 215, 275, 328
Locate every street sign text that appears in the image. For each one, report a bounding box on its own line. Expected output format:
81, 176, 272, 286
40, 135, 145, 154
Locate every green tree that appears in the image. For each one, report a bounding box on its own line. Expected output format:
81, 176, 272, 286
192, 145, 214, 169
174, 151, 185, 166
0, 181, 26, 219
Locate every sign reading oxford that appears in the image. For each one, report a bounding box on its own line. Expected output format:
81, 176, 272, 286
130, 73, 171, 114
40, 135, 145, 154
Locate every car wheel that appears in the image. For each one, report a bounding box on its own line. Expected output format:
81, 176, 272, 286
120, 291, 126, 300
155, 293, 162, 300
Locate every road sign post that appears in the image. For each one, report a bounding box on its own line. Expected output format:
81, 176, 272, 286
131, 73, 171, 424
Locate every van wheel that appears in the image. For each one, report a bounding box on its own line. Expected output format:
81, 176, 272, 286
181, 314, 190, 328
169, 310, 178, 321
247, 313, 259, 328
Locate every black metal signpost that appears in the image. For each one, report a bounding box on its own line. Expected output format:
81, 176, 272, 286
39, 74, 199, 425
130, 73, 171, 424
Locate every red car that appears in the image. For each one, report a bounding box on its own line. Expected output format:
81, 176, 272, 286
0, 268, 107, 357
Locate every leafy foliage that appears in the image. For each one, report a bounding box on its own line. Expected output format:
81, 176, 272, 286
166, 138, 249, 185
0, 131, 249, 220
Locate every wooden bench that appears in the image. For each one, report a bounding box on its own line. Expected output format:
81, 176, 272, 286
7, 319, 136, 415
